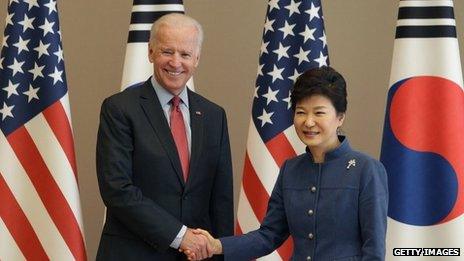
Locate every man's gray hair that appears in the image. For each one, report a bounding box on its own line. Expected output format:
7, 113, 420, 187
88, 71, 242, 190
149, 13, 204, 52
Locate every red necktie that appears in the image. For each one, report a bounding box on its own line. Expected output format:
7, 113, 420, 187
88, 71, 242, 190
170, 96, 189, 181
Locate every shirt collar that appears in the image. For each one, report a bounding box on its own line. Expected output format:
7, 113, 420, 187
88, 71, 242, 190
151, 76, 189, 108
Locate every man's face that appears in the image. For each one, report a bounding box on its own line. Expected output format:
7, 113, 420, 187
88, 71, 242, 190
148, 24, 200, 95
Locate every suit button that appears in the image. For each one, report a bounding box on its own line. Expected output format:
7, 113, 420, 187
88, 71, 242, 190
183, 196, 188, 200
308, 209, 314, 216
306, 256, 311, 260
308, 233, 314, 239
310, 186, 316, 193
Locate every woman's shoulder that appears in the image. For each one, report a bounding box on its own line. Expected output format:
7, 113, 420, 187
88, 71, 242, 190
345, 148, 384, 169
344, 148, 387, 187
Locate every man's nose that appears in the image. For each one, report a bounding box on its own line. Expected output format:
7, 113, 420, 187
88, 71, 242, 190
168, 54, 181, 67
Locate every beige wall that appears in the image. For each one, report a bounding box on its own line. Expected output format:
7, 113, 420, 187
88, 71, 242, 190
1, 0, 464, 259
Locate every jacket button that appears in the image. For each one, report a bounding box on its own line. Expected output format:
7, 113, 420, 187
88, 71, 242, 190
308, 209, 314, 216
183, 196, 188, 200
308, 233, 314, 239
310, 186, 316, 193
306, 256, 311, 260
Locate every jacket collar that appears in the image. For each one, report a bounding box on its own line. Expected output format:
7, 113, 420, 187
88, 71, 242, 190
139, 79, 204, 188
305, 136, 352, 162
139, 79, 185, 185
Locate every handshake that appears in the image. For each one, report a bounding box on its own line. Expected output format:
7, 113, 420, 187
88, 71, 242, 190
179, 228, 223, 260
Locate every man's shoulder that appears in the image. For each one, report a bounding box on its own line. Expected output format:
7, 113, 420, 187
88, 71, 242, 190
104, 82, 147, 104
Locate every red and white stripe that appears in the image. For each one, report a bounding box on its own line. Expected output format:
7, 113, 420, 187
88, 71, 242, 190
236, 119, 305, 260
0, 97, 86, 260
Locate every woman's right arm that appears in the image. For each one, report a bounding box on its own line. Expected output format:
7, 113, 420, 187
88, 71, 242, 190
188, 161, 292, 261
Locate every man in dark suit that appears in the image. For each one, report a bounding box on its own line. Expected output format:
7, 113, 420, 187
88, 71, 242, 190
96, 13, 233, 260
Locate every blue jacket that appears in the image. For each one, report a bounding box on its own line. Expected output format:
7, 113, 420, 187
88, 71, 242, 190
221, 137, 388, 261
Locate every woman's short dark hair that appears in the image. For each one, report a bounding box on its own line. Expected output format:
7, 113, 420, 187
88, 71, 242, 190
290, 66, 347, 114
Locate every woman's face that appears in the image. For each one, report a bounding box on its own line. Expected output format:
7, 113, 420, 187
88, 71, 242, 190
293, 94, 345, 153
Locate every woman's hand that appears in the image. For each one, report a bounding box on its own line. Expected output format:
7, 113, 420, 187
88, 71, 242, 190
181, 228, 223, 260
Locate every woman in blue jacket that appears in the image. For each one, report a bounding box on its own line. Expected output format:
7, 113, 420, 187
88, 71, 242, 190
186, 66, 388, 261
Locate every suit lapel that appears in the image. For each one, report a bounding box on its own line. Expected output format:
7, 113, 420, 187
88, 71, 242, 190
187, 89, 204, 185
139, 80, 185, 186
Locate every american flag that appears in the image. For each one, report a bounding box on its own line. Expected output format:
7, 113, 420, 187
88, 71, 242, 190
121, 0, 185, 90
236, 0, 329, 260
0, 0, 86, 260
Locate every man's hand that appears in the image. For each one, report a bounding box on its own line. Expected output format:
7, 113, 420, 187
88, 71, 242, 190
179, 228, 211, 260
193, 229, 222, 256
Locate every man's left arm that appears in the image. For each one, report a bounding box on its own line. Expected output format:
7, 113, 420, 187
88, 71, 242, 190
210, 109, 234, 238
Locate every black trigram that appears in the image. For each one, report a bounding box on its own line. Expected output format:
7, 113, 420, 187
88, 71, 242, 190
395, 1, 456, 38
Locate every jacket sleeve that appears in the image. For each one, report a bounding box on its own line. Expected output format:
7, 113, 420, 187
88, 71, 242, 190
220, 161, 290, 260
96, 97, 182, 251
209, 109, 234, 238
359, 159, 389, 261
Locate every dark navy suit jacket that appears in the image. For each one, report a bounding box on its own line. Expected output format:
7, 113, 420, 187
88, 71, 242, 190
96, 79, 233, 260
221, 137, 388, 261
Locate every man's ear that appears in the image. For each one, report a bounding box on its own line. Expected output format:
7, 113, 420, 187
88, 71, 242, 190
148, 43, 154, 63
194, 53, 200, 67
